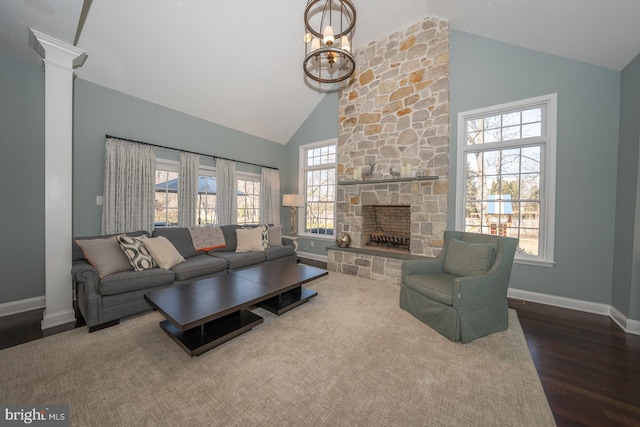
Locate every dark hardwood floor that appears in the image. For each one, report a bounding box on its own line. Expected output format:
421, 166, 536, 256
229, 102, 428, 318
508, 298, 640, 427
1, 260, 638, 426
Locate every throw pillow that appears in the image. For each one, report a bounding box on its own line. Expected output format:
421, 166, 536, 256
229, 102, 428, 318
267, 225, 283, 247
142, 236, 185, 269
117, 235, 157, 271
75, 237, 133, 279
235, 225, 269, 252
443, 239, 496, 277
188, 225, 226, 251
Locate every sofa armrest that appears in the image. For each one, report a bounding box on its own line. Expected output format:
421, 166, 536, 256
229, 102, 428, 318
281, 236, 298, 251
71, 261, 102, 326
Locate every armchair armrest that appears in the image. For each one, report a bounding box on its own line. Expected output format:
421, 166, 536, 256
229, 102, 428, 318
452, 274, 506, 308
402, 255, 445, 276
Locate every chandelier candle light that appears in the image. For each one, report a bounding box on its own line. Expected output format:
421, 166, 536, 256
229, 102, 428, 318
282, 194, 305, 236
303, 0, 356, 84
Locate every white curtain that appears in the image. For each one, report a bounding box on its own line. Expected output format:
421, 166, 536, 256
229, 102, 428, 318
102, 138, 156, 234
260, 168, 280, 225
215, 158, 236, 225
178, 152, 199, 227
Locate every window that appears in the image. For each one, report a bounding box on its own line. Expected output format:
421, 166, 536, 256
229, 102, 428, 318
154, 159, 260, 227
300, 140, 336, 237
196, 167, 217, 226
237, 175, 260, 225
456, 94, 557, 266
155, 161, 179, 227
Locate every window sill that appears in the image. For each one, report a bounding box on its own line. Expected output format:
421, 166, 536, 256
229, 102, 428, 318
297, 233, 335, 241
514, 258, 555, 268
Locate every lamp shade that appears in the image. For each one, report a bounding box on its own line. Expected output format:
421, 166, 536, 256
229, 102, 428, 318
283, 194, 305, 207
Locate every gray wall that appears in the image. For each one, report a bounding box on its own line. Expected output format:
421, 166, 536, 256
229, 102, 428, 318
73, 79, 287, 237
284, 91, 339, 256
613, 51, 640, 320
0, 52, 45, 304
449, 30, 621, 305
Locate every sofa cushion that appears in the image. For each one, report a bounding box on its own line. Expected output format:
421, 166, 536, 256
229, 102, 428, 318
98, 268, 175, 296
264, 245, 294, 261
404, 273, 456, 306
171, 254, 228, 281
143, 236, 185, 269
443, 239, 495, 277
117, 235, 156, 271
236, 226, 269, 252
75, 237, 133, 279
210, 251, 267, 270
152, 228, 199, 258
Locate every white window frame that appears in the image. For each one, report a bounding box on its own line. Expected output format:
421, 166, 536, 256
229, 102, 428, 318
298, 138, 337, 240
455, 94, 557, 267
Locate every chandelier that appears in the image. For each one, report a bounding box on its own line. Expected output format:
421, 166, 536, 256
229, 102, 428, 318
303, 0, 356, 84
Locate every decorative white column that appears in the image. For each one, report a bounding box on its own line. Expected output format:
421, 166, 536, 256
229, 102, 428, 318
29, 29, 86, 330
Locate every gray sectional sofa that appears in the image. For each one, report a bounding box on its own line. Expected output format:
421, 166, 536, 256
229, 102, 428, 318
71, 225, 296, 331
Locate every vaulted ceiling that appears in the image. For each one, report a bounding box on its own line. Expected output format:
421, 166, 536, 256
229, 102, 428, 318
2, 0, 640, 144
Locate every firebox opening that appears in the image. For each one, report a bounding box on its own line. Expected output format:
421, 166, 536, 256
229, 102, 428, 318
362, 205, 411, 252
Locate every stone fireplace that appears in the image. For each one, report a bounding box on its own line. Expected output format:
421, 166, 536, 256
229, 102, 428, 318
328, 17, 450, 284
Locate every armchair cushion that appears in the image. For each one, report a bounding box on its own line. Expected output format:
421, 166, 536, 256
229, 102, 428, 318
404, 273, 456, 305
443, 239, 495, 277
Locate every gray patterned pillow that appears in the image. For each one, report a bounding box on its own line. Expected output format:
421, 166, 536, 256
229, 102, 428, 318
117, 235, 157, 271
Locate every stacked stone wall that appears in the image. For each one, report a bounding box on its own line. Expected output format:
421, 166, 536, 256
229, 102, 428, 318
330, 17, 450, 281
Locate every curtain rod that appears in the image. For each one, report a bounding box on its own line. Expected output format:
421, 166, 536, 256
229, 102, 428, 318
105, 134, 278, 171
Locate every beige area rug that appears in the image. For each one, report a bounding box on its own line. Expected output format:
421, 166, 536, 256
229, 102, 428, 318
0, 272, 555, 426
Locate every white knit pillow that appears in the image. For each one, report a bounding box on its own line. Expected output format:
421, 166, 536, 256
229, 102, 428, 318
235, 226, 268, 252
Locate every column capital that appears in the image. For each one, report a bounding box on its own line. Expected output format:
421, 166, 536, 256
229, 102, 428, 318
29, 28, 87, 69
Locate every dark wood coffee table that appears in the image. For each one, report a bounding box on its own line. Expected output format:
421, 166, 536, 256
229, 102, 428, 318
144, 262, 327, 356
230, 263, 327, 315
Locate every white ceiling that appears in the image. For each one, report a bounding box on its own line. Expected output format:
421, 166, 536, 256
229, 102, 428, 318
2, 0, 640, 145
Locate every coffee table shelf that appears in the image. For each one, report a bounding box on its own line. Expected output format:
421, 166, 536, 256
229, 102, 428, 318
259, 287, 318, 315
160, 309, 263, 357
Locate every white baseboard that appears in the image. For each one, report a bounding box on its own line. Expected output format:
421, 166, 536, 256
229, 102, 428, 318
610, 306, 640, 336
0, 296, 45, 318
298, 251, 328, 262
507, 288, 611, 315
628, 319, 640, 335
508, 287, 640, 335
41, 309, 76, 330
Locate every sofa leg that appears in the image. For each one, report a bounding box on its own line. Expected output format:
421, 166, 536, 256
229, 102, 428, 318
88, 319, 120, 333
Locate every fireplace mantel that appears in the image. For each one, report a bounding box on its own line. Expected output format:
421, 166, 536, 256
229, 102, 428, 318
337, 176, 438, 186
